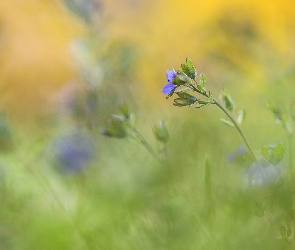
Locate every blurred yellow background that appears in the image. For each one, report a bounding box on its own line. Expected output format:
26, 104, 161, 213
0, 0, 295, 129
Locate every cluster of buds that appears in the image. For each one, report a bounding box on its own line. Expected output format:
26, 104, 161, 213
102, 105, 170, 144
101, 104, 131, 139
162, 58, 248, 128
101, 105, 170, 162
162, 58, 212, 108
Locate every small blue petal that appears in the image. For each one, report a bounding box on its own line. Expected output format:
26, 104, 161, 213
166, 70, 176, 82
162, 83, 176, 94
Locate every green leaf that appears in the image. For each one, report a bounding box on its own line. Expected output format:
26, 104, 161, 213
208, 92, 213, 102
197, 84, 205, 92
237, 107, 246, 125
195, 103, 208, 108
173, 93, 198, 106
220, 118, 234, 127
176, 92, 195, 99
199, 73, 206, 87
267, 101, 282, 121
185, 58, 196, 79
262, 143, 285, 165
222, 89, 235, 111
120, 104, 130, 120
273, 142, 285, 165
111, 114, 125, 122
198, 100, 211, 105
175, 87, 190, 93
181, 63, 191, 77
262, 145, 272, 163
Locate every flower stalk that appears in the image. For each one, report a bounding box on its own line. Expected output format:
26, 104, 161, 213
162, 58, 258, 163
187, 80, 258, 163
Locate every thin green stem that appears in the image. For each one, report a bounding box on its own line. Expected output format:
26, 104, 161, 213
188, 81, 258, 163
213, 100, 258, 163
130, 127, 162, 163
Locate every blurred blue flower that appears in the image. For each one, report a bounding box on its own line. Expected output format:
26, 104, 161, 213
50, 130, 94, 173
226, 145, 247, 162
162, 70, 177, 94
244, 160, 282, 187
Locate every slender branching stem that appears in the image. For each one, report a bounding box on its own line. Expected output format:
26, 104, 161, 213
130, 127, 162, 163
213, 100, 258, 163
188, 80, 258, 163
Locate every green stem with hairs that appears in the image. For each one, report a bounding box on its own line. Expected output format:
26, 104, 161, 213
213, 99, 258, 163
188, 81, 258, 163
130, 127, 162, 163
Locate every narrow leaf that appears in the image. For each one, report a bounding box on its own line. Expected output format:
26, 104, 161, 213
220, 118, 234, 127
199, 73, 207, 87
181, 63, 191, 77
186, 58, 196, 79
237, 107, 246, 125
273, 142, 285, 165
267, 101, 282, 121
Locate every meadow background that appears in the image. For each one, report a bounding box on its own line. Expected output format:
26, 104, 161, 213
0, 0, 295, 249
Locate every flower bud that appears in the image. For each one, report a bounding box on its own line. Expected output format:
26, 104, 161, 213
172, 73, 189, 86
153, 121, 169, 143
101, 115, 127, 138
222, 89, 235, 111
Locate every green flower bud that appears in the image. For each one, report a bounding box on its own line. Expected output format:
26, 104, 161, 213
101, 115, 127, 138
120, 104, 130, 120
222, 89, 235, 111
172, 72, 189, 86
153, 121, 169, 143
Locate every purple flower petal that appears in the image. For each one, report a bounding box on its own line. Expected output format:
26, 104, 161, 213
166, 70, 176, 82
162, 82, 176, 94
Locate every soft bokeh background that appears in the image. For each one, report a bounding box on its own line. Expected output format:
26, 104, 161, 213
0, 0, 295, 249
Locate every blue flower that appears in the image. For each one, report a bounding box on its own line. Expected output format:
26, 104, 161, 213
226, 145, 247, 162
243, 160, 282, 188
162, 70, 177, 94
50, 130, 94, 173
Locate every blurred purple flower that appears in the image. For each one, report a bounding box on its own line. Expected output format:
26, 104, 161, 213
50, 131, 94, 173
162, 70, 177, 94
226, 145, 247, 162
244, 160, 282, 187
